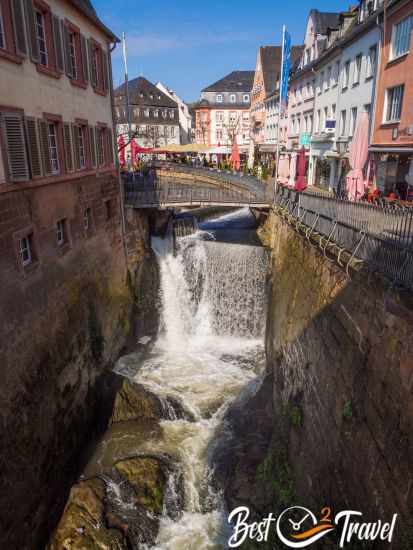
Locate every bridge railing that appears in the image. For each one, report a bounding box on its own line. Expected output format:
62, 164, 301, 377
274, 185, 413, 289
124, 184, 270, 206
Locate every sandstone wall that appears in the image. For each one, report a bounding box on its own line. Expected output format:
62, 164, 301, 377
0, 175, 150, 549
260, 211, 413, 548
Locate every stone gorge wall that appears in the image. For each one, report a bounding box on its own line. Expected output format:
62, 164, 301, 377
0, 176, 150, 549
224, 210, 413, 549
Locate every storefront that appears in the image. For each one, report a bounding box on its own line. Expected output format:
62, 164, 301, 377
369, 148, 413, 200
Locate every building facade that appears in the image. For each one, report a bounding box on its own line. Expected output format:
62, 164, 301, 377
308, 2, 383, 190
371, 0, 413, 198
115, 76, 180, 154
0, 0, 124, 545
194, 71, 254, 150
250, 45, 302, 166
156, 81, 193, 144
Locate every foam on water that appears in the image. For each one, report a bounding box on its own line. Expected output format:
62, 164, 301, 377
115, 208, 268, 549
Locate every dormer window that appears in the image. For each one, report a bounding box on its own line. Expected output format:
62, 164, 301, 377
243, 94, 250, 103
230, 94, 236, 103
216, 94, 223, 103
139, 92, 144, 98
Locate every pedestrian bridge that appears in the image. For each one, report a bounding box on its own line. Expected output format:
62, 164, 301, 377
124, 184, 272, 209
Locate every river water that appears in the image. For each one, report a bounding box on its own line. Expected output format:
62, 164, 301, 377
115, 207, 269, 549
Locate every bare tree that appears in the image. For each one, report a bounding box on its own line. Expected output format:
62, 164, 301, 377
222, 113, 241, 146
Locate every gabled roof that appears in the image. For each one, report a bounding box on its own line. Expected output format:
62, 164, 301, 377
260, 45, 304, 95
202, 71, 255, 93
70, 0, 119, 41
310, 9, 342, 35
114, 76, 178, 108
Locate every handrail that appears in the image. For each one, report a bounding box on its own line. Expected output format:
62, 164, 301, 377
274, 185, 413, 289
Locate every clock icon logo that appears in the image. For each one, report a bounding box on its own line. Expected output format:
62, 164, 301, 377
276, 506, 335, 548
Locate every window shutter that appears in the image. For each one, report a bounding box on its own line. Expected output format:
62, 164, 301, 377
23, 0, 39, 62
62, 22, 73, 78
11, 0, 27, 56
89, 126, 96, 168
1, 113, 29, 182
38, 119, 52, 175
102, 50, 109, 93
52, 15, 64, 73
25, 117, 42, 177
63, 123, 73, 172
80, 35, 89, 84
72, 124, 80, 170
107, 129, 114, 166
88, 39, 97, 88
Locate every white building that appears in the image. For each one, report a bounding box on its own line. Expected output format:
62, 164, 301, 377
156, 82, 193, 144
309, 3, 383, 190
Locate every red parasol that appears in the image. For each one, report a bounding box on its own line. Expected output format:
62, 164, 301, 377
295, 148, 308, 191
118, 135, 126, 167
130, 138, 138, 164
231, 141, 241, 171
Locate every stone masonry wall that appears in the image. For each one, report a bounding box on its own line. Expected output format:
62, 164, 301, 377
258, 211, 413, 548
0, 173, 150, 549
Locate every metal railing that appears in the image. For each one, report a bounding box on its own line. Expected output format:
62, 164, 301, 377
275, 186, 413, 289
124, 184, 271, 207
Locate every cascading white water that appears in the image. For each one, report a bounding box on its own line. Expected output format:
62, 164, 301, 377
116, 208, 268, 549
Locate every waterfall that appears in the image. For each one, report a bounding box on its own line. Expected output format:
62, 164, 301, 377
115, 208, 269, 549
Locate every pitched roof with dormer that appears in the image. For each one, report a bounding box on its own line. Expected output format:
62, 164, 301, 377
201, 71, 255, 93
114, 77, 178, 108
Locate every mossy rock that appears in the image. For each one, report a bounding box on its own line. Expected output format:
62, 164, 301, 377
114, 456, 166, 515
47, 479, 127, 550
110, 379, 163, 424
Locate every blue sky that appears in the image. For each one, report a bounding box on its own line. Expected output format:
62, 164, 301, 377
93, 0, 349, 102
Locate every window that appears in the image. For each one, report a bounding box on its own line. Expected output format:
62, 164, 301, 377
0, 5, 4, 50
47, 123, 59, 174
366, 45, 377, 78
89, 39, 108, 94
340, 110, 347, 136
326, 67, 331, 90
391, 15, 413, 59
171, 126, 175, 137
83, 208, 91, 230
68, 31, 77, 80
35, 11, 48, 66
364, 103, 371, 116
230, 94, 236, 103
331, 104, 336, 119
144, 108, 149, 117
19, 234, 34, 266
162, 109, 167, 118
216, 94, 223, 103
77, 126, 86, 169
350, 107, 358, 136
332, 61, 340, 87
154, 109, 159, 118
169, 109, 174, 119
385, 85, 404, 122
309, 115, 313, 133
319, 72, 324, 94
104, 200, 112, 220
316, 110, 321, 133
243, 94, 250, 103
323, 107, 328, 130
216, 130, 223, 141
56, 219, 67, 246
216, 111, 224, 122
353, 54, 362, 85
97, 128, 105, 166
342, 61, 350, 89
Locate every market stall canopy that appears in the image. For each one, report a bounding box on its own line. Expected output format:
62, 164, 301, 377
152, 144, 212, 154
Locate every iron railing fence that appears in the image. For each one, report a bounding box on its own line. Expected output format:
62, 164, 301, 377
124, 185, 271, 207
274, 186, 413, 289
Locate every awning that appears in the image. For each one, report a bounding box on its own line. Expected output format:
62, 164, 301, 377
369, 146, 413, 154
152, 144, 212, 154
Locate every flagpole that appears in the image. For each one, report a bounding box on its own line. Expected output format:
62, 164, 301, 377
122, 32, 131, 144
275, 25, 286, 198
